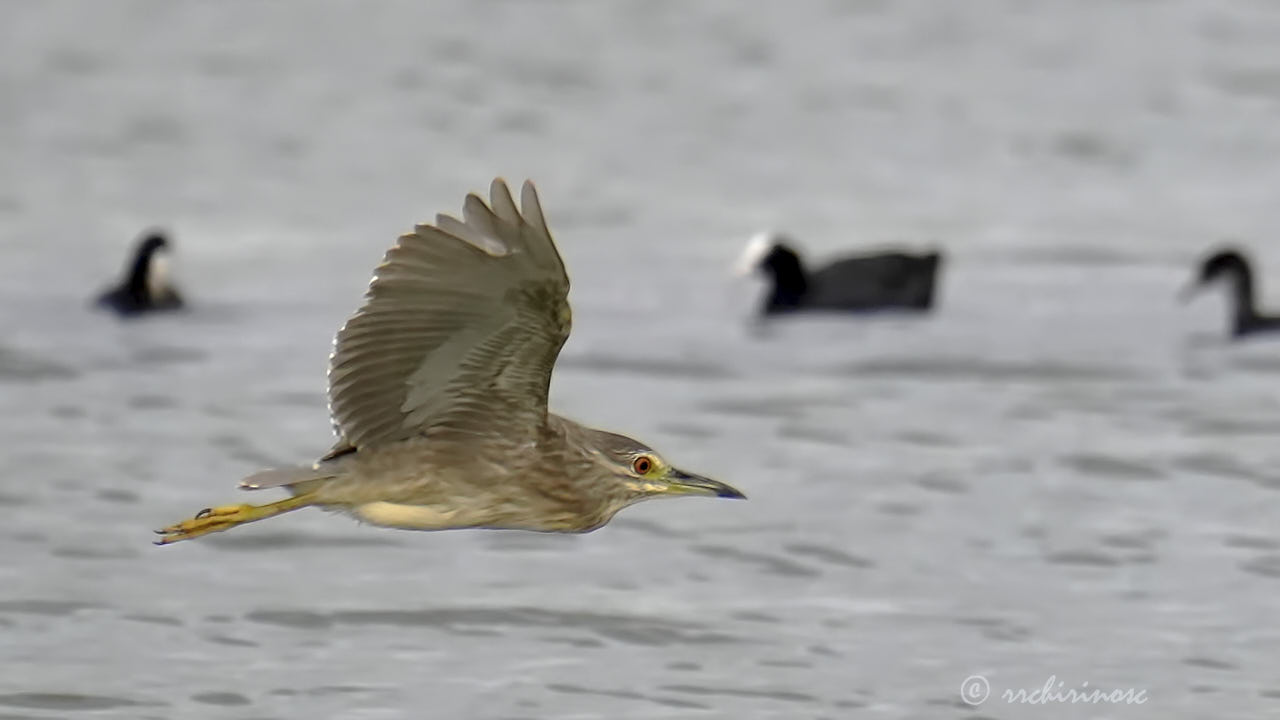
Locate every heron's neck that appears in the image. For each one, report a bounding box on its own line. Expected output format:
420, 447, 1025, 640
767, 256, 808, 309
126, 249, 153, 298
146, 254, 172, 303
1224, 269, 1261, 335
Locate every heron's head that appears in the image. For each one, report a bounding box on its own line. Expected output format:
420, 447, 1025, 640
1183, 247, 1252, 301
585, 429, 746, 502
734, 231, 803, 277
137, 230, 171, 256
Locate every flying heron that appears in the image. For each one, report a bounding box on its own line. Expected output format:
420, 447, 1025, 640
156, 179, 744, 544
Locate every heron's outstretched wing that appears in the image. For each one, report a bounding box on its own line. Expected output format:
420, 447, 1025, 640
327, 179, 570, 449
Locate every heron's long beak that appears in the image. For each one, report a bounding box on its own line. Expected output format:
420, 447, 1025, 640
734, 233, 773, 277
666, 468, 746, 499
1177, 280, 1202, 304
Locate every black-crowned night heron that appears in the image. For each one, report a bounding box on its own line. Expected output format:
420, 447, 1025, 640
156, 179, 744, 545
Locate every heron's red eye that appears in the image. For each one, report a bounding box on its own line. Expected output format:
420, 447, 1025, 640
632, 455, 653, 475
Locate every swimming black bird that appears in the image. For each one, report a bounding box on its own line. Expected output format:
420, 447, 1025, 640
1183, 246, 1280, 338
96, 230, 184, 315
736, 232, 942, 315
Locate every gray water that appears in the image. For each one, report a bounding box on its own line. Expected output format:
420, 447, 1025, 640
4, 1, 1280, 718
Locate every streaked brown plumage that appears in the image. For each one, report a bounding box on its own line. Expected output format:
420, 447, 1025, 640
156, 178, 744, 544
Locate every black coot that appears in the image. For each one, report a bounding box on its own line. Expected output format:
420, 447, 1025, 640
1183, 246, 1280, 338
96, 230, 184, 315
737, 232, 942, 315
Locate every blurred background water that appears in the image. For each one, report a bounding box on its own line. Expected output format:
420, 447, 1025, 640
4, 1, 1280, 718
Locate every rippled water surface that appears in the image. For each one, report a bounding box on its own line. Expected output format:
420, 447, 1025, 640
5, 1, 1280, 718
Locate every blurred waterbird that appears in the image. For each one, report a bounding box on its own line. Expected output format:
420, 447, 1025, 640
1182, 246, 1280, 338
736, 232, 942, 315
156, 179, 744, 545
96, 230, 184, 315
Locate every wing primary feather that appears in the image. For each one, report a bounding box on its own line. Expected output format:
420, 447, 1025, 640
489, 179, 521, 227
520, 181, 549, 238
462, 193, 510, 249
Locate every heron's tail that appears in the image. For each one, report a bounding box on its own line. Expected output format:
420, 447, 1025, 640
239, 465, 335, 493
154, 492, 319, 545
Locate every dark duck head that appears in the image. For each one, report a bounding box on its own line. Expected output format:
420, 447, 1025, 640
735, 231, 942, 315
96, 230, 185, 316
1183, 246, 1280, 338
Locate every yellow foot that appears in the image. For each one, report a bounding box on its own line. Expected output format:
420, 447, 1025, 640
154, 504, 256, 545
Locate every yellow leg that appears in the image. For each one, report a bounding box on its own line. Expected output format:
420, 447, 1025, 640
154, 494, 315, 545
